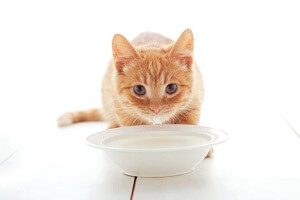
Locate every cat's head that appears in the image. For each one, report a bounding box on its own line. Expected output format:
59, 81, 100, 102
112, 29, 195, 124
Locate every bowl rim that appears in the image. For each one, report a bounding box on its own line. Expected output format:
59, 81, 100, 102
86, 124, 229, 152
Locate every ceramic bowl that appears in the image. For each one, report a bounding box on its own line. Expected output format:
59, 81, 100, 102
87, 124, 228, 177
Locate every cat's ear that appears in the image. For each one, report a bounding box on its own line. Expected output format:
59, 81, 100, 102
112, 34, 139, 73
169, 29, 194, 67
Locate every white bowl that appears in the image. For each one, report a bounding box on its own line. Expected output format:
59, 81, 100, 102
87, 124, 228, 177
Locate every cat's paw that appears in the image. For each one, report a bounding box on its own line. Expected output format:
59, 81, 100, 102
205, 148, 214, 158
57, 112, 73, 127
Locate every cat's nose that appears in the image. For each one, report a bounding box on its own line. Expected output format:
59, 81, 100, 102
149, 105, 162, 114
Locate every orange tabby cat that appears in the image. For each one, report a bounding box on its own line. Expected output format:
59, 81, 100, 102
58, 29, 204, 128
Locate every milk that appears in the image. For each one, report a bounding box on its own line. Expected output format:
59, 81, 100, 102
103, 131, 211, 149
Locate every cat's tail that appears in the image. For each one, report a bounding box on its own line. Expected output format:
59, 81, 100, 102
57, 108, 104, 127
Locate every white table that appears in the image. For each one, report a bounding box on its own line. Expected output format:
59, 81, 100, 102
0, 107, 299, 200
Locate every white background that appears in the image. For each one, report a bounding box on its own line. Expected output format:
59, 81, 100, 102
0, 0, 299, 199
0, 0, 299, 135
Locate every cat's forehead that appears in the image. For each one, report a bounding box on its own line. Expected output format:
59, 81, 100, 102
128, 60, 186, 86
138, 66, 169, 85
120, 49, 190, 86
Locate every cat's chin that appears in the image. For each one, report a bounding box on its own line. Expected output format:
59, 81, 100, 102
146, 115, 169, 125
143, 111, 178, 125
151, 117, 163, 125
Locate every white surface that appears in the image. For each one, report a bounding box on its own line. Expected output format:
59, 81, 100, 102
0, 0, 299, 199
87, 125, 227, 177
0, 133, 21, 166
0, 124, 134, 200
1, 113, 298, 199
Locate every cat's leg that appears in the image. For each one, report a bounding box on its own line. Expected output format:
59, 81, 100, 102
108, 122, 120, 129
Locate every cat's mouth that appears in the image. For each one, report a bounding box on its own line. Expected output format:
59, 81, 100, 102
147, 111, 176, 125
135, 107, 177, 124
151, 116, 163, 125
137, 111, 168, 125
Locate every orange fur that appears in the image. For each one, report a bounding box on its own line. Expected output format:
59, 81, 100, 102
57, 108, 102, 126
57, 29, 204, 128
102, 29, 204, 128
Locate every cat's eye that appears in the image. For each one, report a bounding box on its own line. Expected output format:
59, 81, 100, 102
166, 83, 178, 94
133, 85, 146, 96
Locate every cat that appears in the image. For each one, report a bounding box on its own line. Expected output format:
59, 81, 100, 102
57, 29, 212, 156
58, 29, 204, 128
